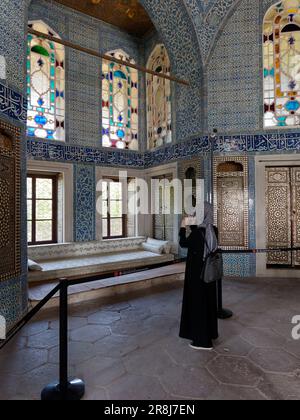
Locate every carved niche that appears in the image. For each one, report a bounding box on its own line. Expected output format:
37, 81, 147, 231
0, 121, 21, 282
214, 157, 249, 249
179, 158, 202, 215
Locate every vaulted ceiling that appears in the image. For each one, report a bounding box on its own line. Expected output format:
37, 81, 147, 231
54, 0, 154, 37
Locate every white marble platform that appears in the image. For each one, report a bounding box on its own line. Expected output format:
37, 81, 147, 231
28, 250, 174, 283
28, 263, 186, 308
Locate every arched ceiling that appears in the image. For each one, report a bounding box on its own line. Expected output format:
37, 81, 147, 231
183, 0, 240, 64
48, 1, 240, 65
53, 0, 154, 37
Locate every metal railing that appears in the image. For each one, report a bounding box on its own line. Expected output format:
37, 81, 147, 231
0, 258, 186, 400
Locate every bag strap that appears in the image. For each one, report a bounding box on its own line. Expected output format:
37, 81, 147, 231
199, 227, 211, 256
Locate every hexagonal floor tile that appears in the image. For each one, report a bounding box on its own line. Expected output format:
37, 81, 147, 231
215, 336, 253, 357
123, 344, 175, 377
144, 315, 178, 332
241, 327, 287, 349
249, 348, 300, 374
159, 365, 218, 399
207, 355, 264, 387
27, 329, 59, 350
16, 363, 60, 400
160, 335, 217, 367
0, 348, 48, 375
88, 311, 121, 325
207, 384, 267, 400
83, 387, 108, 400
119, 307, 151, 321
49, 316, 88, 331
48, 341, 97, 365
70, 325, 111, 343
258, 372, 300, 400
106, 374, 169, 400
93, 334, 139, 358
20, 321, 49, 337
111, 319, 149, 336
76, 356, 126, 388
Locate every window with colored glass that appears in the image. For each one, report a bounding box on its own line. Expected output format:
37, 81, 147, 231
27, 21, 65, 140
102, 50, 138, 150
264, 0, 300, 128
147, 45, 172, 149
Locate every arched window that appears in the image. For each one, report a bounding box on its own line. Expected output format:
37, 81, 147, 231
263, 0, 300, 128
27, 21, 65, 141
147, 45, 172, 149
102, 50, 138, 150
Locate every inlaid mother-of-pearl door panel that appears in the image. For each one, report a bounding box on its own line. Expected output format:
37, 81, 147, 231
213, 157, 249, 250
266, 167, 300, 267
292, 168, 300, 266
0, 121, 21, 282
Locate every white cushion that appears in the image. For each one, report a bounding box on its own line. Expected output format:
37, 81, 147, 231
142, 242, 164, 255
146, 238, 171, 254
28, 259, 43, 272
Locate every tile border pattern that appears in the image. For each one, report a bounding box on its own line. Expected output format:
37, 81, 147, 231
27, 132, 300, 169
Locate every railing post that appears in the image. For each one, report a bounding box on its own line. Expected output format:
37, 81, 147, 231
60, 280, 69, 399
41, 279, 85, 401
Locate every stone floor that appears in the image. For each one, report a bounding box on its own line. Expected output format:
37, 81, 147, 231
0, 275, 300, 400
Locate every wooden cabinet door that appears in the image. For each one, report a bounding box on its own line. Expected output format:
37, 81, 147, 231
265, 167, 292, 266
291, 168, 300, 266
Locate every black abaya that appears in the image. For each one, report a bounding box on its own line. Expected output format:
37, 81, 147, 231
179, 226, 219, 348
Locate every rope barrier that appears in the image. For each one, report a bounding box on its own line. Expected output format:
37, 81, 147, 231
220, 247, 300, 254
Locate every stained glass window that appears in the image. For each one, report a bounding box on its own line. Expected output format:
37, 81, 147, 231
147, 45, 172, 149
27, 21, 65, 141
264, 0, 300, 128
102, 50, 138, 150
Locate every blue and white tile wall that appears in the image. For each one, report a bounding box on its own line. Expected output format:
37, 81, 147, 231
207, 0, 261, 133
73, 164, 96, 242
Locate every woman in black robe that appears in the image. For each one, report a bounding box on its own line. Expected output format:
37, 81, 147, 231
179, 222, 219, 350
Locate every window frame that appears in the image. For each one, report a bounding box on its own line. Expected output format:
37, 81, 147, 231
27, 173, 58, 246
102, 178, 127, 240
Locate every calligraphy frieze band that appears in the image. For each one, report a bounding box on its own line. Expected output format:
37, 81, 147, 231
0, 82, 27, 124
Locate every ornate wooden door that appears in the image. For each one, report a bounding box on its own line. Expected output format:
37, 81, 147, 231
265, 167, 292, 266
0, 123, 21, 282
291, 168, 300, 266
214, 157, 249, 250
217, 176, 245, 247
